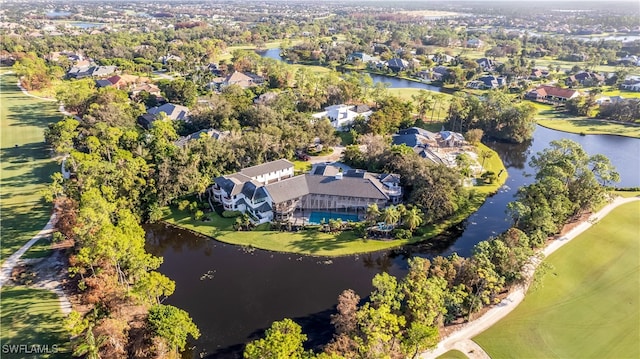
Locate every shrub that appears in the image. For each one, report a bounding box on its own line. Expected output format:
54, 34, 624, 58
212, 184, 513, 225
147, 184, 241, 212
188, 201, 198, 213
194, 210, 204, 221
480, 171, 497, 184
222, 210, 242, 218
392, 228, 413, 240
52, 231, 65, 243
178, 200, 190, 211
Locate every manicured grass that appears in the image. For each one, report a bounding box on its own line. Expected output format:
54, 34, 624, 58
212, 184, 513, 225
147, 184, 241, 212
0, 73, 60, 264
292, 160, 312, 174
474, 201, 640, 359
601, 89, 640, 99
0, 286, 69, 358
436, 350, 469, 359
537, 118, 640, 138
22, 236, 54, 260
529, 99, 640, 138
473, 142, 508, 195
387, 88, 452, 121
164, 209, 408, 257
612, 190, 640, 198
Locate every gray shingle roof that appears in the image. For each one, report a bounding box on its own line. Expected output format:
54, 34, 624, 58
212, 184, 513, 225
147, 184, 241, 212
240, 159, 293, 178
312, 165, 340, 176
304, 174, 388, 200
264, 175, 309, 203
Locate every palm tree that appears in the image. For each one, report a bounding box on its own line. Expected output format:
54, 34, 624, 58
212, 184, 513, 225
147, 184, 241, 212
412, 90, 434, 121
432, 93, 446, 121
403, 207, 423, 231
480, 150, 493, 169
383, 205, 400, 227
365, 203, 381, 224
73, 325, 108, 359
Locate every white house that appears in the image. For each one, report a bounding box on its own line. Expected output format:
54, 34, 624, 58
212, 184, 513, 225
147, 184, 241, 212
312, 104, 373, 131
621, 82, 640, 92
240, 159, 295, 185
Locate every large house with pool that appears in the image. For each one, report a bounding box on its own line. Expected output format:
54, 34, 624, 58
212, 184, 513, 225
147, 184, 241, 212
208, 160, 402, 224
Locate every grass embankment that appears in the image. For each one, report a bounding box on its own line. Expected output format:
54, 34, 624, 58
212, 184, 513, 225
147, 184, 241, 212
164, 144, 506, 257
0, 73, 60, 263
0, 286, 69, 358
532, 101, 640, 138
436, 350, 469, 359
474, 201, 640, 359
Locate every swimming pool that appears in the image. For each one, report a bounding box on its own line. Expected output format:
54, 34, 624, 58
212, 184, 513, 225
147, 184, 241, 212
308, 211, 360, 224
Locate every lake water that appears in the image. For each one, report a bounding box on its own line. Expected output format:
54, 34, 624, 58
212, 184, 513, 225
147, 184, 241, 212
148, 124, 639, 358
257, 48, 442, 92
68, 22, 105, 29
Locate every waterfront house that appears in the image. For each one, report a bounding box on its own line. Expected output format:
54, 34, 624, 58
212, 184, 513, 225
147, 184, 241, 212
392, 127, 466, 166
525, 85, 581, 103
386, 58, 409, 72
209, 160, 402, 223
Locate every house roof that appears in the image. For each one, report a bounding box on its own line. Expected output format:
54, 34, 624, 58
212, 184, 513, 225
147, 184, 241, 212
224, 71, 255, 87
387, 58, 409, 69
175, 128, 227, 147
312, 165, 341, 176
107, 75, 122, 85
95, 79, 112, 88
535, 85, 579, 99
131, 83, 161, 94
240, 159, 293, 178
304, 174, 388, 200
264, 175, 309, 203
397, 127, 437, 139
147, 103, 189, 121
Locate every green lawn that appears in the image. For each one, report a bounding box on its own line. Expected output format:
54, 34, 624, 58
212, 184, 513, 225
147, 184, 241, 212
537, 118, 640, 138
601, 89, 640, 99
436, 350, 469, 359
474, 201, 640, 359
0, 286, 69, 358
292, 160, 312, 174
165, 209, 408, 256
529, 100, 640, 138
473, 142, 508, 195
0, 73, 61, 264
612, 190, 640, 198
387, 88, 452, 121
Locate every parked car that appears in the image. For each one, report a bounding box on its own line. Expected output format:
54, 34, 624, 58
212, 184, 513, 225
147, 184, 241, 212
296, 151, 310, 161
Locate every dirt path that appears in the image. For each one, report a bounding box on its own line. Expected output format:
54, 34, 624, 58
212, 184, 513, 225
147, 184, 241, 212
420, 196, 640, 359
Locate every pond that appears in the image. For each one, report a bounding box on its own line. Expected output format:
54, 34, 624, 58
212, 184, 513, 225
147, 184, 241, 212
147, 125, 639, 359
257, 48, 441, 92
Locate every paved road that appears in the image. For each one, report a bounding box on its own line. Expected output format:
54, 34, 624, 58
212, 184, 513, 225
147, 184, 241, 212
0, 214, 57, 289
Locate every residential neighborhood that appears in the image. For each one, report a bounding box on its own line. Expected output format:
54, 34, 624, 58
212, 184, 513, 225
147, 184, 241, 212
0, 1, 638, 359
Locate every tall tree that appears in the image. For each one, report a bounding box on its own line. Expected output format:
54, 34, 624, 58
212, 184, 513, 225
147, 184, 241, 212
244, 319, 309, 359
147, 304, 200, 355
